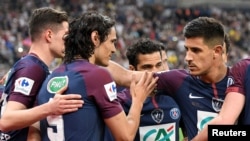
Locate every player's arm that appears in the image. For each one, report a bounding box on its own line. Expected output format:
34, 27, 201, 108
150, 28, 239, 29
0, 90, 83, 132
106, 60, 144, 87
104, 72, 158, 140
192, 92, 245, 141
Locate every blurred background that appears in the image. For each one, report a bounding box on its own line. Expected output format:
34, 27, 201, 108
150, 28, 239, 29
0, 0, 250, 77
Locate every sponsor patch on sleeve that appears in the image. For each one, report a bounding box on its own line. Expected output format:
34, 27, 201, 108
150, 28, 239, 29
14, 77, 35, 95
104, 81, 117, 101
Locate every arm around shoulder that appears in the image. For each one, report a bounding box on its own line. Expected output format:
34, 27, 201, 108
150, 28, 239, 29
106, 60, 144, 87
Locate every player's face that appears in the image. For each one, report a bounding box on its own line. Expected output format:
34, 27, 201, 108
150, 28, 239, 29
132, 51, 166, 73
50, 21, 69, 58
184, 37, 215, 76
95, 27, 117, 67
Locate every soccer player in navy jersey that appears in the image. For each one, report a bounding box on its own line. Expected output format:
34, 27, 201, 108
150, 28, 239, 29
0, 7, 83, 141
104, 38, 181, 141
37, 11, 158, 141
106, 17, 232, 140
192, 58, 250, 141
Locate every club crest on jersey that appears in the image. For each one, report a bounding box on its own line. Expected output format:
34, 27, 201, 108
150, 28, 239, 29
151, 108, 164, 123
14, 77, 34, 95
104, 81, 117, 101
169, 108, 180, 120
212, 97, 224, 112
47, 76, 68, 94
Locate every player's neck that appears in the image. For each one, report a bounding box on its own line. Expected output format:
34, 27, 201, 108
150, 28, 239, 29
28, 47, 54, 67
199, 65, 228, 83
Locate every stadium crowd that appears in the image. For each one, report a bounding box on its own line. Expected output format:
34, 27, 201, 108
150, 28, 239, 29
0, 0, 249, 76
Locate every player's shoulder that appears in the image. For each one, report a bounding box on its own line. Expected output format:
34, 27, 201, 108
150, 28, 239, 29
86, 65, 111, 77
61, 62, 111, 79
15, 55, 45, 70
237, 58, 250, 68
230, 58, 250, 74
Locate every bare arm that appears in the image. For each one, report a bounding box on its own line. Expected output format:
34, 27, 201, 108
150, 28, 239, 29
192, 92, 245, 141
105, 72, 158, 140
106, 60, 143, 87
0, 87, 84, 132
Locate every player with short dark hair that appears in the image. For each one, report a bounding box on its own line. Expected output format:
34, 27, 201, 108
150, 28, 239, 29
106, 17, 231, 140
0, 7, 83, 141
105, 38, 181, 141
192, 57, 250, 141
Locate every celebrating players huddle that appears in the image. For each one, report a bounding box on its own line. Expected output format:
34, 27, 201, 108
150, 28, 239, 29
0, 6, 249, 141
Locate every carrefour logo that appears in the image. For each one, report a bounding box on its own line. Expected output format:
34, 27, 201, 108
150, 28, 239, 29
47, 76, 68, 93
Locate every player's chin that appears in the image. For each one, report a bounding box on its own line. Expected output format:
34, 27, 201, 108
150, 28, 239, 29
188, 69, 200, 76
58, 52, 65, 58
101, 61, 109, 67
96, 59, 109, 67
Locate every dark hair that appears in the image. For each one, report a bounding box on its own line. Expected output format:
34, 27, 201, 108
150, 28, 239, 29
29, 7, 68, 41
64, 11, 115, 64
183, 17, 225, 47
126, 38, 165, 67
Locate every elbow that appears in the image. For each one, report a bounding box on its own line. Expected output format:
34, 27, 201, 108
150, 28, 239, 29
0, 118, 14, 132
0, 123, 11, 132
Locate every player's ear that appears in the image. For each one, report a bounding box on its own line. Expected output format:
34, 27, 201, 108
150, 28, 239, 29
45, 29, 53, 43
213, 44, 223, 59
91, 31, 100, 46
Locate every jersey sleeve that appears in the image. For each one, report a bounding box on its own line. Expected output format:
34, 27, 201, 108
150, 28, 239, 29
85, 67, 123, 119
156, 69, 188, 96
226, 59, 250, 95
8, 61, 47, 108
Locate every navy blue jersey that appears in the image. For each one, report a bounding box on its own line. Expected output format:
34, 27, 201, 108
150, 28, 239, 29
226, 58, 250, 124
155, 69, 232, 139
105, 89, 181, 141
38, 60, 123, 141
0, 55, 49, 141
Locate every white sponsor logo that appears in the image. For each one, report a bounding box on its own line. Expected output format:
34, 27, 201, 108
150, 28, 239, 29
104, 81, 117, 101
197, 111, 218, 131
14, 77, 34, 95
